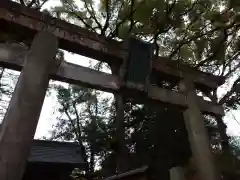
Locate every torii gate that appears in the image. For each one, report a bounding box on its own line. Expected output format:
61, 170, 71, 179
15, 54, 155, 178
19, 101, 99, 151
0, 1, 224, 180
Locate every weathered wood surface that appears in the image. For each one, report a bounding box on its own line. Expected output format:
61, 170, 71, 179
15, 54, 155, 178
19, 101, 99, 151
0, 0, 225, 90
0, 44, 224, 116
181, 79, 220, 180
0, 32, 58, 180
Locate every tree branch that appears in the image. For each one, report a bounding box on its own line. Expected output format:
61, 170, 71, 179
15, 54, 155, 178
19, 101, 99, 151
170, 7, 239, 61
68, 10, 95, 32
63, 103, 73, 122
0, 68, 5, 81
167, 0, 177, 13
128, 0, 135, 34
83, 0, 103, 32
224, 58, 240, 78
101, 0, 111, 35
73, 103, 81, 126
108, 1, 145, 39
195, 29, 229, 68
62, 102, 84, 143
35, 0, 48, 10
107, 1, 124, 37
219, 77, 240, 105
169, 25, 221, 60
150, 1, 178, 57
20, 0, 26, 6
59, 1, 96, 32
27, 0, 36, 8
72, 102, 84, 143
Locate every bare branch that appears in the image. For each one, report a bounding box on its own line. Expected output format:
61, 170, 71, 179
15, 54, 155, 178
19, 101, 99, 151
101, 0, 111, 35
167, 0, 177, 13
107, 1, 124, 37
83, 0, 103, 32
36, 0, 48, 10
230, 111, 240, 127
169, 25, 221, 60
27, 0, 36, 8
180, 0, 199, 17
108, 1, 145, 38
225, 60, 240, 78
62, 102, 83, 142
55, 0, 96, 32
62, 103, 73, 122
128, 0, 135, 35
20, 0, 26, 6
0, 68, 5, 81
195, 30, 229, 68
68, 10, 96, 32
219, 77, 240, 105
169, 7, 237, 61
73, 102, 84, 139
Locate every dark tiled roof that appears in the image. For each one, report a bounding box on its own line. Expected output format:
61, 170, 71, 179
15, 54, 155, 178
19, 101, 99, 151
28, 140, 85, 165
0, 124, 86, 165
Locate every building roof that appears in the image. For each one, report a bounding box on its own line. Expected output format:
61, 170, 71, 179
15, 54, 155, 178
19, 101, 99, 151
28, 139, 85, 165
0, 124, 86, 165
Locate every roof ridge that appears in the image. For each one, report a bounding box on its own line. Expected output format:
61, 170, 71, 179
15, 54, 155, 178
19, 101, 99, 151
33, 139, 79, 146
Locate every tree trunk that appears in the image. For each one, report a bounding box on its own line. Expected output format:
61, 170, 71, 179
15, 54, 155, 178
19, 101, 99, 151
216, 115, 230, 152
211, 91, 230, 153
90, 148, 95, 173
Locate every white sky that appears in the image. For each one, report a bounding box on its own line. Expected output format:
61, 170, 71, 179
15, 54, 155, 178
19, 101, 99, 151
35, 52, 94, 139
5, 0, 240, 139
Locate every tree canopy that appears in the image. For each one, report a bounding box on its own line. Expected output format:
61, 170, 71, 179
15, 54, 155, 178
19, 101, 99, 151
3, 0, 240, 179
12, 0, 240, 109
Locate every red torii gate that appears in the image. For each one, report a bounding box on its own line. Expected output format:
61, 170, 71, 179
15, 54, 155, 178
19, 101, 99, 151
0, 1, 224, 180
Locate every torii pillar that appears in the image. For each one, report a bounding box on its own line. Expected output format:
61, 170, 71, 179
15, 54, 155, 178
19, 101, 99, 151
180, 78, 220, 180
0, 32, 58, 180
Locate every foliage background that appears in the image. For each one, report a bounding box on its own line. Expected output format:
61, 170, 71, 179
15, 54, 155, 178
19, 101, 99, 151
1, 0, 240, 179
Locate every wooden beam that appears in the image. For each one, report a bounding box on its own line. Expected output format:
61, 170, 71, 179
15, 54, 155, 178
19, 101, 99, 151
0, 0, 225, 90
0, 44, 224, 116
152, 59, 224, 90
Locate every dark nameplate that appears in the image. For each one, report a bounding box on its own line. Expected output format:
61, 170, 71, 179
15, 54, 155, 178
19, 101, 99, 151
124, 37, 153, 94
